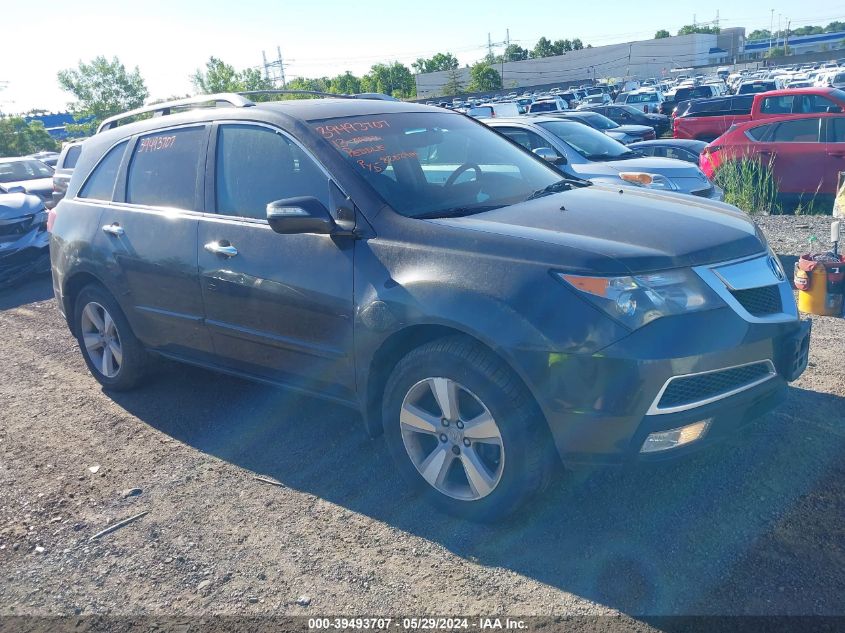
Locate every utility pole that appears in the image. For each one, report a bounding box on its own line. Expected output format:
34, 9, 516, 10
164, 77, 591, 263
488, 33, 493, 60
277, 46, 286, 88
769, 9, 774, 55
262, 51, 270, 81
784, 19, 791, 56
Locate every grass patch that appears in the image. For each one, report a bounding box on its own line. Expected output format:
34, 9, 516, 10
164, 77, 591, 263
712, 157, 781, 215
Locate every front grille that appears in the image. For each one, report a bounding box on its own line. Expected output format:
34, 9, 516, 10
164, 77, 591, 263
730, 285, 782, 316
657, 361, 774, 410
0, 216, 34, 243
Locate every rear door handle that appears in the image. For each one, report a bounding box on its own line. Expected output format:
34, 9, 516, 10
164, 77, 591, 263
102, 223, 125, 236
204, 241, 238, 257
829, 152, 845, 158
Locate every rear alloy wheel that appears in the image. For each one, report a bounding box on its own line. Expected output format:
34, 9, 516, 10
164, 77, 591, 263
400, 377, 505, 501
80, 302, 123, 379
383, 336, 553, 520
73, 284, 148, 391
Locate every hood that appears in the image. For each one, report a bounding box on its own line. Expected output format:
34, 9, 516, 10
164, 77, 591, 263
3, 177, 53, 200
428, 184, 764, 274
615, 124, 654, 136
0, 192, 45, 219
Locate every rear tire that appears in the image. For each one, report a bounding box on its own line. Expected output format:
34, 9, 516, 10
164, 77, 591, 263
382, 336, 553, 521
73, 284, 149, 391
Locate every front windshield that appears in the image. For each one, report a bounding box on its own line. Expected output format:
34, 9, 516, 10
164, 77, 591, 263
617, 104, 646, 116
0, 159, 54, 183
312, 112, 565, 218
537, 120, 634, 161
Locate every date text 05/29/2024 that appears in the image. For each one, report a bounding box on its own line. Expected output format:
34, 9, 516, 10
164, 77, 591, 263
308, 617, 528, 630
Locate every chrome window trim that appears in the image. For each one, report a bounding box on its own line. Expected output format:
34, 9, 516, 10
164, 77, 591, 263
646, 359, 777, 416
693, 252, 798, 324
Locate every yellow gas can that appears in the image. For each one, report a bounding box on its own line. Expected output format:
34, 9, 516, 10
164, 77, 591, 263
796, 257, 845, 316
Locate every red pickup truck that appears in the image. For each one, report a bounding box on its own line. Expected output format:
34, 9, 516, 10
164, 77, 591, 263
674, 87, 845, 142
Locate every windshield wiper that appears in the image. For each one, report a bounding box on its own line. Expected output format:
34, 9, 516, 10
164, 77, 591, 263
413, 204, 504, 219
593, 153, 636, 161
525, 177, 589, 201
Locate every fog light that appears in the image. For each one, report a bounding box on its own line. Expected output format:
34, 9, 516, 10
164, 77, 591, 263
640, 419, 711, 453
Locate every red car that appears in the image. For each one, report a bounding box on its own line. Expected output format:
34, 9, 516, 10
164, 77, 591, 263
675, 87, 845, 142
701, 112, 845, 208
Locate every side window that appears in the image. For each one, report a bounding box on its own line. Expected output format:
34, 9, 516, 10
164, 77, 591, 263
64, 145, 82, 169
78, 141, 128, 201
831, 118, 845, 143
759, 96, 794, 115
770, 118, 822, 143
499, 128, 560, 155
215, 124, 330, 220
797, 95, 839, 113
126, 127, 207, 210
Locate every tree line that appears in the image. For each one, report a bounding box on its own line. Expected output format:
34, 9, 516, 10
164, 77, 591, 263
747, 21, 845, 42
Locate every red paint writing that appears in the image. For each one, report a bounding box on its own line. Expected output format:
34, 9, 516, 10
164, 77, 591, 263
316, 120, 390, 139
356, 151, 418, 173
138, 135, 176, 152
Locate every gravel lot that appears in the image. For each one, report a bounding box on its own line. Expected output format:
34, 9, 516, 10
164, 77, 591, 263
1, 216, 843, 621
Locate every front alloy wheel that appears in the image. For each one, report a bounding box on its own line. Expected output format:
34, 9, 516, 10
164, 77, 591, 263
383, 336, 553, 520
400, 377, 505, 501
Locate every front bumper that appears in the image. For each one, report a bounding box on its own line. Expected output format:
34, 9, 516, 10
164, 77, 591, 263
524, 307, 809, 466
0, 224, 51, 288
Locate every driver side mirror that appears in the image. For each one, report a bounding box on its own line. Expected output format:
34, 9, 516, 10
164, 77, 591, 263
266, 197, 337, 235
533, 147, 567, 165
826, 106, 843, 113
4, 185, 26, 194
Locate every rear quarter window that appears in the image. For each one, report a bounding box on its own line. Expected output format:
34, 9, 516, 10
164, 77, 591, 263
63, 145, 82, 169
746, 123, 774, 142
78, 141, 128, 201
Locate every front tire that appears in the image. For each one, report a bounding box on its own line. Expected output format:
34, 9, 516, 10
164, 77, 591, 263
73, 284, 148, 391
382, 337, 552, 521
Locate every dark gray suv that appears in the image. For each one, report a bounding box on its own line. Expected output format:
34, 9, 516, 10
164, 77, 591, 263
50, 93, 810, 519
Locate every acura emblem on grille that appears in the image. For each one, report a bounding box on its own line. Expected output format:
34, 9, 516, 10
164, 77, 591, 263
768, 256, 785, 281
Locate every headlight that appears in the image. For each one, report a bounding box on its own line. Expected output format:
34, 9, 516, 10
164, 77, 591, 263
619, 172, 679, 191
554, 268, 724, 330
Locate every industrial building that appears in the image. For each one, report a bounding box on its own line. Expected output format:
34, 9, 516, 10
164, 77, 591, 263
415, 29, 746, 98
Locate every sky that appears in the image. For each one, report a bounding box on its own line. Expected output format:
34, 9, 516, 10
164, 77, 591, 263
1, 0, 844, 113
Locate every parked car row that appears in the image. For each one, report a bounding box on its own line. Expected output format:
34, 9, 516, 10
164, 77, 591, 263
47, 93, 810, 519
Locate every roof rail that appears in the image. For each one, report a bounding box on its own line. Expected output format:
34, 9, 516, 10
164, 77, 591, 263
237, 89, 356, 99
96, 93, 255, 133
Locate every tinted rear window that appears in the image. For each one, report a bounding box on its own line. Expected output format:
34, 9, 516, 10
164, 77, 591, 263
126, 127, 207, 210
78, 141, 128, 201
64, 145, 82, 169
738, 82, 776, 94
529, 101, 560, 112
626, 93, 658, 103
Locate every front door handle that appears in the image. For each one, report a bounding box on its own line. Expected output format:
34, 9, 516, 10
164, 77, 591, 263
204, 241, 238, 257
102, 223, 125, 236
